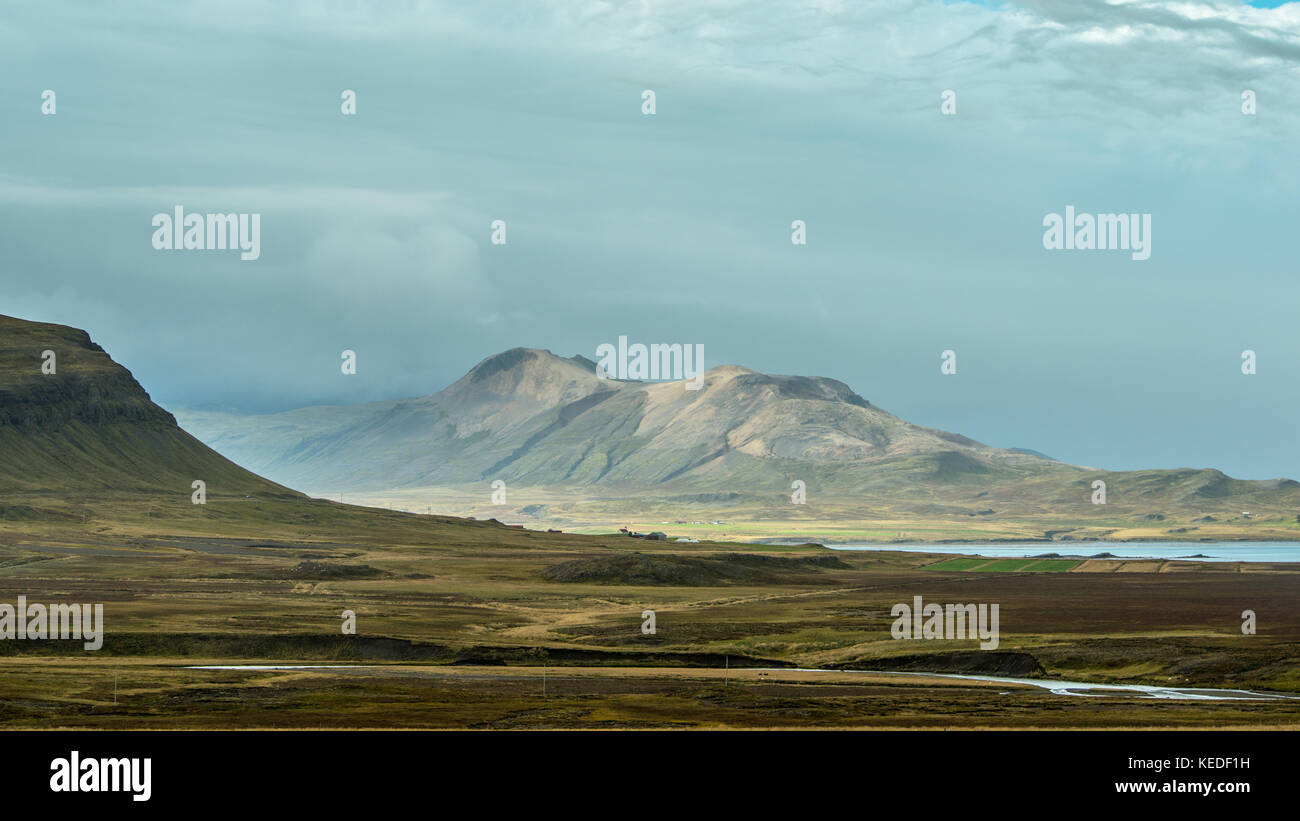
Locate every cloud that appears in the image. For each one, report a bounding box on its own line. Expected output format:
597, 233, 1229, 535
3, 1, 1300, 478
305, 221, 488, 303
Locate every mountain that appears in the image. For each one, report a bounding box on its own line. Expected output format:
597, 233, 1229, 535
3, 318, 1292, 540
174, 347, 1300, 539
0, 314, 298, 498
178, 346, 1079, 496
0, 314, 614, 551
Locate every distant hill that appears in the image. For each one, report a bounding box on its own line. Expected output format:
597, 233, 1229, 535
177, 347, 1080, 496
0, 314, 298, 497
174, 347, 1300, 537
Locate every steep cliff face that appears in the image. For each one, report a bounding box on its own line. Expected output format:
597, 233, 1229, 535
0, 314, 298, 496
0, 320, 174, 429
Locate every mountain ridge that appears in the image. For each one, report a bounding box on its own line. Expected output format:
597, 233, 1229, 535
174, 345, 1300, 541
175, 346, 1084, 495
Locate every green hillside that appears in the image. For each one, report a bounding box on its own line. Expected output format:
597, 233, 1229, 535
0, 314, 298, 497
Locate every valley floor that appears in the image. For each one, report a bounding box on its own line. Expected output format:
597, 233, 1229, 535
1, 493, 1298, 729
5, 660, 1300, 730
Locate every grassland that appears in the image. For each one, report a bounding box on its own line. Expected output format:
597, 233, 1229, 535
2, 490, 1298, 729
336, 483, 1300, 544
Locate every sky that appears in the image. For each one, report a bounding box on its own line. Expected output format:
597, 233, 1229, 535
2, 0, 1299, 479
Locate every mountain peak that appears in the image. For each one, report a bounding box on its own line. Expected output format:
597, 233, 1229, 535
463, 347, 598, 382
446, 347, 606, 407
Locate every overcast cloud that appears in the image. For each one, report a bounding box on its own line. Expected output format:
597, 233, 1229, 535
2, 0, 1298, 477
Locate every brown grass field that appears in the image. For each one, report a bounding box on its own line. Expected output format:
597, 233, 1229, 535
1, 492, 1298, 729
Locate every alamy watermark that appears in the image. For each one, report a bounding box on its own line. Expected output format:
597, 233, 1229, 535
595, 336, 704, 389
891, 595, 999, 650
0, 596, 104, 650
50, 751, 150, 802
1042, 206, 1151, 261
152, 206, 261, 261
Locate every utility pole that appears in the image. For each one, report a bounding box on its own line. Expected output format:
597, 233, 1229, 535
725, 654, 729, 687
114, 674, 118, 704
543, 663, 547, 698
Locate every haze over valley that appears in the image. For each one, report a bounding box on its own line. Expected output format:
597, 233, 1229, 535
176, 346, 1300, 544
